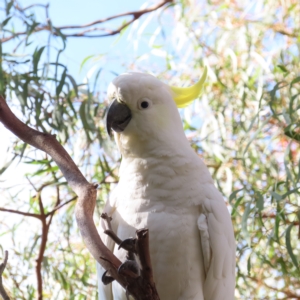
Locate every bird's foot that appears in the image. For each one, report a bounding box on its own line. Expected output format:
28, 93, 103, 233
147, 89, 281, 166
101, 270, 115, 285
118, 238, 137, 253
118, 260, 140, 279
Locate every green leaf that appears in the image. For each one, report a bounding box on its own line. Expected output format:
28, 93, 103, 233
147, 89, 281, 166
113, 24, 129, 45
31, 165, 59, 176
92, 68, 102, 94
247, 254, 251, 275
53, 27, 67, 49
1, 16, 12, 28
27, 21, 40, 37
284, 125, 300, 141
270, 192, 282, 201
285, 224, 298, 268
66, 74, 78, 96
24, 159, 51, 165
282, 187, 300, 199
80, 55, 94, 72
229, 188, 243, 203
284, 142, 294, 183
255, 192, 264, 212
58, 269, 68, 290
290, 76, 300, 88
6, 1, 13, 15
32, 46, 46, 75
79, 101, 91, 141
243, 116, 271, 156
242, 202, 252, 245
231, 196, 243, 217
277, 65, 288, 73
275, 206, 280, 243
56, 68, 67, 98
0, 154, 17, 174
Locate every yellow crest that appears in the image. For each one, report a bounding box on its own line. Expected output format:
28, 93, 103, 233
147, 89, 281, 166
170, 66, 207, 108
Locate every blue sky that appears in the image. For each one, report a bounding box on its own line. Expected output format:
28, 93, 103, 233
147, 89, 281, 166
0, 0, 158, 177
40, 0, 147, 76
2, 0, 167, 84
0, 0, 177, 186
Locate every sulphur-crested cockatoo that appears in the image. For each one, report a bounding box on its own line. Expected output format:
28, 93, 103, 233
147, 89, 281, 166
97, 67, 236, 300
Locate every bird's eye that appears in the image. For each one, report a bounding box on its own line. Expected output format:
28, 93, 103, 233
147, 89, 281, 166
138, 99, 152, 110
141, 101, 149, 109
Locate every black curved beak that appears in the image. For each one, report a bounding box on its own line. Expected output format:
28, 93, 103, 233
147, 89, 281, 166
106, 99, 132, 137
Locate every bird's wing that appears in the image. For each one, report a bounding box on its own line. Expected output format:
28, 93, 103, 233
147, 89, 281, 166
97, 197, 117, 300
198, 183, 236, 300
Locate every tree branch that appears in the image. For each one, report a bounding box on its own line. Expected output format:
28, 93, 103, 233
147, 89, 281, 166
247, 275, 300, 299
0, 184, 76, 299
136, 229, 154, 286
0, 197, 76, 220
0, 208, 42, 220
1, 0, 173, 42
261, 212, 299, 226
0, 95, 160, 299
0, 251, 10, 300
45, 196, 77, 217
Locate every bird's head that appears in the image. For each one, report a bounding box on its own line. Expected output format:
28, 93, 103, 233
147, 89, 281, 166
106, 67, 207, 157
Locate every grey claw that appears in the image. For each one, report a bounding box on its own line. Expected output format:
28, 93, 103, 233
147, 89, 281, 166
118, 260, 140, 277
118, 238, 137, 253
125, 286, 130, 300
101, 270, 115, 285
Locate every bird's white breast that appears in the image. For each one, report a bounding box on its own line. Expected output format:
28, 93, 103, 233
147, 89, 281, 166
110, 153, 210, 300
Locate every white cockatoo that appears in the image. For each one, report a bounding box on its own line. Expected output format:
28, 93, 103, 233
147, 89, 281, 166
97, 67, 236, 300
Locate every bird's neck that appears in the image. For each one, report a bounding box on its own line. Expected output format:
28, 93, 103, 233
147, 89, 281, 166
118, 134, 198, 179
115, 129, 192, 160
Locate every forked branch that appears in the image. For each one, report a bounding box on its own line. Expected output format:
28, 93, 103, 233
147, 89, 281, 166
101, 214, 159, 299
0, 95, 159, 299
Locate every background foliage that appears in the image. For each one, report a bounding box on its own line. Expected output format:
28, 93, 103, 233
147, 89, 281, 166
0, 0, 299, 299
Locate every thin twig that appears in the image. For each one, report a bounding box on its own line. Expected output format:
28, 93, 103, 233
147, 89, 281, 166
101, 213, 123, 245
104, 229, 123, 245
101, 213, 113, 230
45, 196, 77, 217
1, 0, 173, 43
0, 208, 42, 220
56, 0, 172, 30
35, 194, 47, 300
261, 213, 299, 226
247, 275, 300, 299
0, 197, 76, 220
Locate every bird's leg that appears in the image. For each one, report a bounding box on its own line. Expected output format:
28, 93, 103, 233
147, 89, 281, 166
118, 239, 139, 279
101, 213, 137, 254
119, 238, 137, 254
101, 213, 122, 244
118, 260, 140, 278
100, 212, 113, 230
101, 213, 140, 277
99, 215, 158, 298
126, 249, 135, 261
99, 256, 120, 285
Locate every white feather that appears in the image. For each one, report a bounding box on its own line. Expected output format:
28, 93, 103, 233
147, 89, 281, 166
98, 72, 236, 300
197, 214, 211, 276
